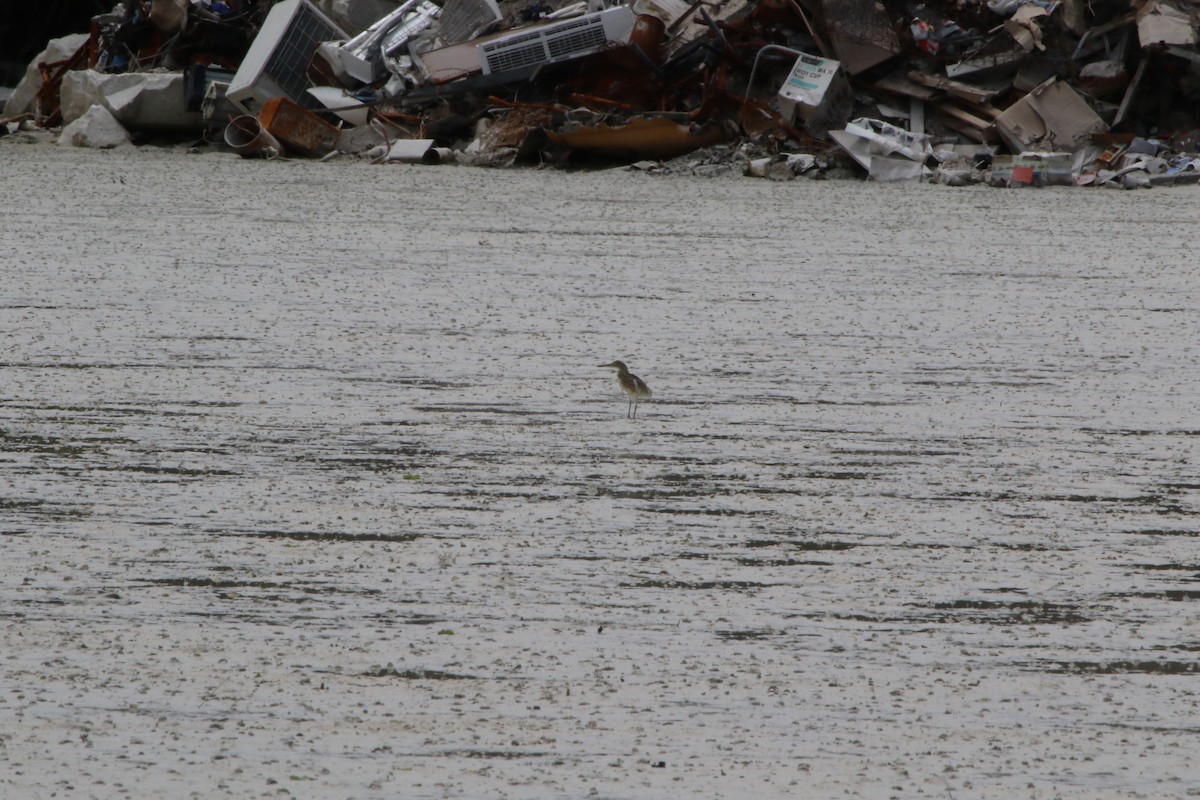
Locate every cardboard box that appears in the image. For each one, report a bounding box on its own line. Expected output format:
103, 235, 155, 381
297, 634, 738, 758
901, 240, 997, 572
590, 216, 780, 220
994, 77, 1108, 153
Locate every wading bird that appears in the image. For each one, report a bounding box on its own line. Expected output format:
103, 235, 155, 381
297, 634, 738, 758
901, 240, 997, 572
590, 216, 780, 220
599, 360, 652, 418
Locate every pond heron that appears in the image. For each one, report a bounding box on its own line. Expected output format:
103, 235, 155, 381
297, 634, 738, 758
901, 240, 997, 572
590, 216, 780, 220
599, 360, 652, 418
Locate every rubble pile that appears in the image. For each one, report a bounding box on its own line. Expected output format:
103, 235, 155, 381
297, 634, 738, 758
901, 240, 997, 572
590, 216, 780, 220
4, 0, 1200, 186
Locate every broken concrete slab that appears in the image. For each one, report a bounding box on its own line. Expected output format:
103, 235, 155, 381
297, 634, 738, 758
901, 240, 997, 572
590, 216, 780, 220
60, 70, 204, 131
2, 33, 90, 118
57, 104, 131, 148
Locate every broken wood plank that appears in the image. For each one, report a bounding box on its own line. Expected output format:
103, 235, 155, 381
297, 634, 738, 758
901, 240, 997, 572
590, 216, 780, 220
933, 111, 998, 143
933, 101, 993, 130
971, 103, 1004, 121
785, 0, 832, 58
907, 70, 1000, 104
870, 73, 938, 101
1114, 56, 1148, 127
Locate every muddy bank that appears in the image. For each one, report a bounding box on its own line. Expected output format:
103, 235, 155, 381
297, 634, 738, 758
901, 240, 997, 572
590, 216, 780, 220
2, 141, 1199, 799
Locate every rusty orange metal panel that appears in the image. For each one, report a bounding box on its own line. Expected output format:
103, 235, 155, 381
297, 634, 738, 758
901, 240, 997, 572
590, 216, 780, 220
258, 96, 340, 157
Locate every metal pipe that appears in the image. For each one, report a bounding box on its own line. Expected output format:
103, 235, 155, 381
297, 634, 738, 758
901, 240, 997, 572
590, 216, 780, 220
223, 115, 283, 158
742, 44, 804, 105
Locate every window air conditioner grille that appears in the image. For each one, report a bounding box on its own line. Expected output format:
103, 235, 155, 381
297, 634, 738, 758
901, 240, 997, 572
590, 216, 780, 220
228, 0, 346, 114
439, 0, 503, 44
478, 12, 621, 75
482, 41, 549, 72
263, 6, 342, 107
545, 24, 607, 59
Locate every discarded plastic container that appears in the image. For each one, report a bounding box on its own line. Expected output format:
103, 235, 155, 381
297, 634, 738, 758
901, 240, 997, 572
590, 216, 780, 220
992, 152, 1073, 187
223, 115, 283, 158
1010, 165, 1035, 185
369, 138, 442, 163
258, 96, 340, 157
307, 86, 370, 127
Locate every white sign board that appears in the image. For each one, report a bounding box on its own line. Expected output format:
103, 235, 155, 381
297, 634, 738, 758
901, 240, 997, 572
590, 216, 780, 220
778, 53, 843, 121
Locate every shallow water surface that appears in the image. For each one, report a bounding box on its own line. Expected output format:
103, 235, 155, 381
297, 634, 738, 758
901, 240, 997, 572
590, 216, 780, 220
2, 143, 1200, 799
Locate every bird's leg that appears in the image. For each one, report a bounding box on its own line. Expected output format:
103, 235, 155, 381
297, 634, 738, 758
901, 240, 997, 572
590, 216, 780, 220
627, 397, 633, 418
632, 398, 638, 419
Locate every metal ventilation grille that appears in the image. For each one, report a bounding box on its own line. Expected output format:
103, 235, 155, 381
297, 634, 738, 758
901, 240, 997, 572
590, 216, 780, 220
546, 19, 608, 60
478, 12, 619, 74
439, 0, 502, 44
261, 5, 342, 108
480, 29, 552, 73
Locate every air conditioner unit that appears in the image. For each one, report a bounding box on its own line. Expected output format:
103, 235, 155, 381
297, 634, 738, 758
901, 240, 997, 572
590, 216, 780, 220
226, 0, 347, 115
439, 0, 503, 45
338, 0, 442, 84
477, 6, 636, 76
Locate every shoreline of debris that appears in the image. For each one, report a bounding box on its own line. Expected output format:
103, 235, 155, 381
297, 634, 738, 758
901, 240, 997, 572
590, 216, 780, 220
6, 115, 1200, 189
4, 0, 1200, 189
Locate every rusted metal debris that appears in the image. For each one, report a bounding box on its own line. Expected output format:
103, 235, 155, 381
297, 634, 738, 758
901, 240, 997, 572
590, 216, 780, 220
5, 0, 1200, 186
546, 114, 734, 159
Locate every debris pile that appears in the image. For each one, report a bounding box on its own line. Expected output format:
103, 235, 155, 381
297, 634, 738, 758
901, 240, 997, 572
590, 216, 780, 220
4, 0, 1200, 186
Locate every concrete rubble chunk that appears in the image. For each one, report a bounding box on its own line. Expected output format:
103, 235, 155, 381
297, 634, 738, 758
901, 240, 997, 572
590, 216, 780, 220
61, 70, 203, 131
57, 104, 131, 148
3, 33, 90, 118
